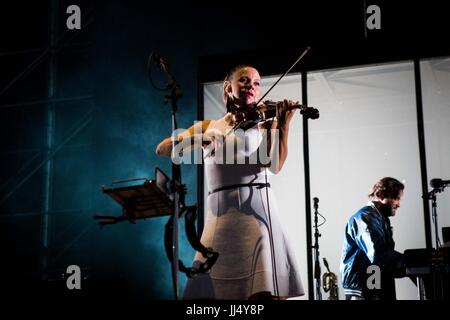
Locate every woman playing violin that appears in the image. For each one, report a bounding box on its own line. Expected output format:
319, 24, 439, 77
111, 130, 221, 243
156, 65, 304, 300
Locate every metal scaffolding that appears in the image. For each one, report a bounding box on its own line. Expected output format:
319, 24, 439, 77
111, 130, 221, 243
0, 0, 94, 280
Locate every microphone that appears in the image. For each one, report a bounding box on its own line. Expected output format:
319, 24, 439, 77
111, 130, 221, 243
430, 178, 450, 189
313, 197, 319, 210
149, 52, 168, 70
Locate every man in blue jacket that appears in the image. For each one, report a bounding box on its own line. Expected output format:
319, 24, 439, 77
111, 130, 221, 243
340, 177, 406, 300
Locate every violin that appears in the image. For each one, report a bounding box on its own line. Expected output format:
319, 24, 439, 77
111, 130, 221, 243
230, 100, 319, 131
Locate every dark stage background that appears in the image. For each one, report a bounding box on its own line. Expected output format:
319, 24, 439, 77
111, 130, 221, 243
0, 0, 448, 300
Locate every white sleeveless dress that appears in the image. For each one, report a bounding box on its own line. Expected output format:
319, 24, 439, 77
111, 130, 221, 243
183, 124, 304, 299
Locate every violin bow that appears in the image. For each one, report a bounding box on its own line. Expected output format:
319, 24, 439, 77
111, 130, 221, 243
256, 46, 311, 105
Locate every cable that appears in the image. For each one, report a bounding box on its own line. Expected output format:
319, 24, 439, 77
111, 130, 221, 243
264, 138, 280, 298
317, 211, 327, 227
431, 212, 442, 248
147, 53, 170, 91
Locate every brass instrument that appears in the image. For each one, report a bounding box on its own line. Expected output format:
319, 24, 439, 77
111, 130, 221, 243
322, 257, 339, 300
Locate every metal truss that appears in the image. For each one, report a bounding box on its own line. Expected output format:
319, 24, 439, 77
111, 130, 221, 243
0, 0, 95, 278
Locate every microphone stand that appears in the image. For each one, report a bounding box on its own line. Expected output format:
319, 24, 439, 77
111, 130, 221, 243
424, 184, 448, 300
430, 190, 440, 249
156, 59, 184, 300
168, 75, 183, 300
312, 197, 322, 300
425, 187, 444, 249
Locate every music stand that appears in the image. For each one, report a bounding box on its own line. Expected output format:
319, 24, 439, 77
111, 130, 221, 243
94, 167, 219, 288
94, 168, 179, 225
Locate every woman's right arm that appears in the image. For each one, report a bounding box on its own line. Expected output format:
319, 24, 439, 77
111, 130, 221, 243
155, 120, 212, 157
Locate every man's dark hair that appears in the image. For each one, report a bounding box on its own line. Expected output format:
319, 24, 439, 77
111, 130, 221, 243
369, 177, 405, 200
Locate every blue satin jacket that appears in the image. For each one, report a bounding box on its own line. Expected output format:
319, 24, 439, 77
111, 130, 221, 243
340, 202, 405, 300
